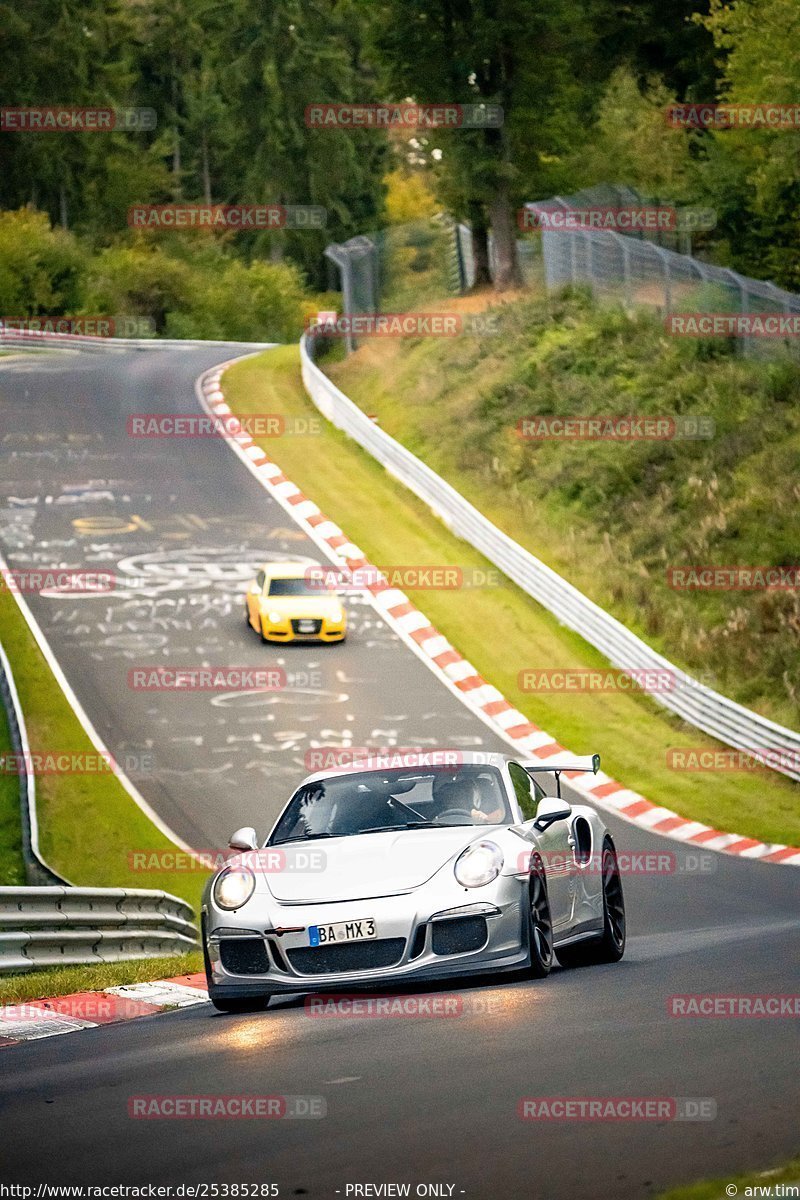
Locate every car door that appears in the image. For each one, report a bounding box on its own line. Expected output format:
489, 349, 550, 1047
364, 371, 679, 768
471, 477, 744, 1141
247, 569, 266, 629
508, 761, 574, 931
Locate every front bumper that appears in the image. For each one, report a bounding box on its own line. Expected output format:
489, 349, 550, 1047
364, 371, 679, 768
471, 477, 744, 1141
204, 879, 530, 998
260, 618, 345, 643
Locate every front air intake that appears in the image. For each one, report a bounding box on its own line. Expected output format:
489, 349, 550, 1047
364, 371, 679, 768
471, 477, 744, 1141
219, 937, 270, 975
431, 916, 488, 956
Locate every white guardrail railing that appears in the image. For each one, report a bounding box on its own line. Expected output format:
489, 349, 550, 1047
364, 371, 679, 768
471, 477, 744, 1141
300, 332, 800, 783
0, 327, 274, 352
0, 887, 198, 974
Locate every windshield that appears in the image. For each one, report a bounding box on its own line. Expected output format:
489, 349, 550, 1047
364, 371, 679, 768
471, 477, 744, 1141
267, 577, 329, 597
269, 765, 510, 844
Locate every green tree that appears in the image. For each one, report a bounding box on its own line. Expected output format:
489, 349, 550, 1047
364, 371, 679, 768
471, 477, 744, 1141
694, 0, 800, 288
371, 0, 607, 290
572, 68, 697, 202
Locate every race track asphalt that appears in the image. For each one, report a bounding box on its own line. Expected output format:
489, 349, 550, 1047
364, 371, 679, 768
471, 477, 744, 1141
0, 343, 797, 1198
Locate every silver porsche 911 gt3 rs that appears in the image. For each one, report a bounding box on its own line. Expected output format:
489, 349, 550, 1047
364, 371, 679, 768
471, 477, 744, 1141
201, 751, 626, 1012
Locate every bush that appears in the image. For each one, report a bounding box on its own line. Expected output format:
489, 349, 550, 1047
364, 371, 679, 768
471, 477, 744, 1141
85, 243, 306, 341
163, 258, 306, 342
84, 245, 195, 334
0, 209, 87, 317
0, 209, 309, 341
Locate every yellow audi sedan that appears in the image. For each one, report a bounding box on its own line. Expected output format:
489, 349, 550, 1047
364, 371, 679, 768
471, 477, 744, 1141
245, 561, 346, 643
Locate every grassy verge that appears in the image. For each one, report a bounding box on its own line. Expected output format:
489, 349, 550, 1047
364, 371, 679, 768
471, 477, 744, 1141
0, 587, 208, 909
223, 345, 800, 847
0, 691, 25, 886
327, 290, 800, 732
659, 1157, 800, 1200
0, 952, 204, 1005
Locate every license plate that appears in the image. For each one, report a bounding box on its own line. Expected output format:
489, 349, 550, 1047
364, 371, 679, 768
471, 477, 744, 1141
297, 620, 316, 632
308, 918, 376, 947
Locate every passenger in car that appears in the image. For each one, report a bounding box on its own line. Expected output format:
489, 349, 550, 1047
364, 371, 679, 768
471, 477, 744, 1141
431, 774, 505, 824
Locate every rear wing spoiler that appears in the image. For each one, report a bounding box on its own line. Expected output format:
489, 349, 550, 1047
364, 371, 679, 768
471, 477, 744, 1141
521, 754, 600, 798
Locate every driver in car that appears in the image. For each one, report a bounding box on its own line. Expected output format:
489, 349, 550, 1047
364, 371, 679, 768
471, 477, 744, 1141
432, 773, 505, 824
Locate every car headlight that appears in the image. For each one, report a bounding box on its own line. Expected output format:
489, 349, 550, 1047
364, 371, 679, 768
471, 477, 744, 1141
454, 841, 504, 888
267, 610, 283, 624
213, 866, 256, 910
331, 607, 344, 622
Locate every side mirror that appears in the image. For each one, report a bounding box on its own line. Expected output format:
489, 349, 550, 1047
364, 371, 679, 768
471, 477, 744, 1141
229, 826, 258, 852
534, 797, 572, 832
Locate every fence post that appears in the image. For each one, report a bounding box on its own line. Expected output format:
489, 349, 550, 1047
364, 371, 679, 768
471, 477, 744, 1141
764, 280, 797, 360
323, 236, 378, 355
324, 244, 355, 355
651, 244, 673, 314
721, 268, 749, 356
619, 233, 632, 306
453, 219, 467, 293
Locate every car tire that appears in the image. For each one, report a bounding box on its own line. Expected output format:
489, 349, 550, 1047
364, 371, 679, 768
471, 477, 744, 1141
555, 839, 626, 968
527, 854, 554, 978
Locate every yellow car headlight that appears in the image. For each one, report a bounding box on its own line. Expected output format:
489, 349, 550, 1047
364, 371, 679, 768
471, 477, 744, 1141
267, 610, 283, 624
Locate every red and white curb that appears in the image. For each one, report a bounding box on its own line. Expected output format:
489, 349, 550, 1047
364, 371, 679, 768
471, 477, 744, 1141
196, 363, 799, 868
0, 974, 209, 1047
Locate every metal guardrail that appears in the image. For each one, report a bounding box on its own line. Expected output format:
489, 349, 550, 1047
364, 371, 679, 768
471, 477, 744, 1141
0, 641, 68, 885
0, 887, 198, 974
0, 328, 275, 352
0, 638, 199, 973
300, 332, 800, 782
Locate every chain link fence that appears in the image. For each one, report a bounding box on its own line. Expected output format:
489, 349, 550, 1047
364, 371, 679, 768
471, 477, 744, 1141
525, 186, 800, 355
524, 188, 800, 358
323, 185, 800, 358
322, 215, 469, 351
